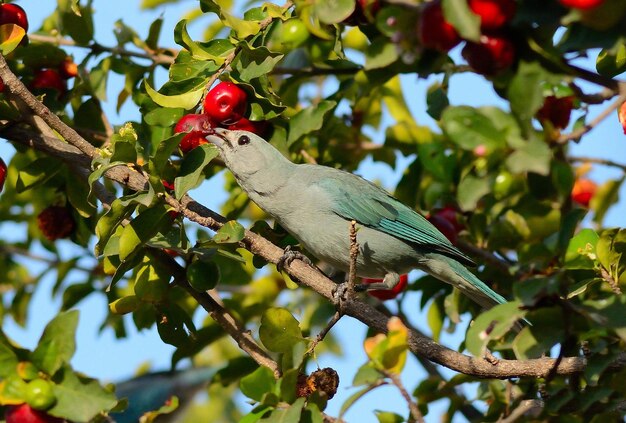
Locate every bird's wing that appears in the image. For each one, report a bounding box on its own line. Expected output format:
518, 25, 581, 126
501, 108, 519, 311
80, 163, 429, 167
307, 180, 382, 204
315, 173, 475, 266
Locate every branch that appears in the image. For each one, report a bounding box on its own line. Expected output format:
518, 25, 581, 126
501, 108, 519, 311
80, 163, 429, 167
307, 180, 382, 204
569, 156, 626, 172
558, 86, 626, 144
382, 370, 424, 423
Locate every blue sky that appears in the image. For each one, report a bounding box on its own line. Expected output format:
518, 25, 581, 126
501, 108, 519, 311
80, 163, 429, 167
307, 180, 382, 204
1, 1, 625, 422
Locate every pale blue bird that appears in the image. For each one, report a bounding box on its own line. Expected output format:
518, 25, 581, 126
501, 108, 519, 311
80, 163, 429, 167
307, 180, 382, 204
206, 128, 507, 309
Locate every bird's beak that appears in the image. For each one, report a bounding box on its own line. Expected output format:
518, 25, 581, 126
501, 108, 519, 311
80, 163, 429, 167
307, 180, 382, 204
205, 127, 229, 148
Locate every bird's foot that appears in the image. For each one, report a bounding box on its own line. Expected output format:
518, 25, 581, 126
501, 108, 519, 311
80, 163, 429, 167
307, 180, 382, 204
276, 245, 313, 273
355, 272, 401, 292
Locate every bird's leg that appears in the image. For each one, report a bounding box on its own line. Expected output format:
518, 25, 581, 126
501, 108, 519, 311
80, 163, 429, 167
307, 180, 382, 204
276, 245, 313, 273
355, 271, 401, 292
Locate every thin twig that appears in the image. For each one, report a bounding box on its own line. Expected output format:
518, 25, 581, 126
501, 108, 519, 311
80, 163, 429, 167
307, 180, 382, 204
383, 370, 425, 423
497, 400, 544, 423
600, 266, 622, 295
569, 156, 626, 172
569, 82, 617, 105
347, 220, 359, 296
558, 90, 626, 144
306, 311, 342, 356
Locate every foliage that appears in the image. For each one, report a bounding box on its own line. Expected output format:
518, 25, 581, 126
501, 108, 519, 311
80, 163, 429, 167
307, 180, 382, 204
0, 0, 626, 421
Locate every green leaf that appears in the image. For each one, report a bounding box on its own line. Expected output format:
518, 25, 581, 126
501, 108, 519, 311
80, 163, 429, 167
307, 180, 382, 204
144, 79, 205, 109
16, 158, 61, 193
427, 298, 444, 342
144, 107, 185, 127
119, 204, 172, 261
0, 340, 18, 378
381, 76, 414, 124
564, 228, 599, 270
31, 311, 79, 376
240, 366, 276, 402
49, 365, 118, 422
213, 221, 246, 244
259, 308, 304, 353
288, 100, 337, 145
441, 106, 508, 150
596, 228, 626, 285
505, 138, 552, 176
263, 397, 306, 423
174, 143, 220, 199
365, 37, 399, 70
465, 301, 525, 356
314, 0, 355, 24
426, 82, 450, 120
375, 411, 405, 423
442, 0, 480, 42
232, 42, 283, 82
591, 178, 622, 224
174, 20, 234, 63
596, 43, 626, 77
457, 174, 490, 211
507, 61, 546, 127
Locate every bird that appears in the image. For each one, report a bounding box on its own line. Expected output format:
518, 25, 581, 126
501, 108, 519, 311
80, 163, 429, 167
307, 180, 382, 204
205, 128, 507, 309
111, 367, 215, 423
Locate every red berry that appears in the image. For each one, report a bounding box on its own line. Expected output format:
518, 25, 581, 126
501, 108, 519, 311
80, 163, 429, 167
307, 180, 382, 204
0, 77, 4, 93
0, 157, 6, 193
537, 95, 574, 129
427, 213, 459, 244
227, 118, 269, 136
162, 179, 175, 191
0, 4, 29, 32
468, 0, 516, 30
58, 59, 78, 79
31, 69, 66, 94
462, 33, 515, 75
5, 404, 63, 423
179, 132, 208, 154
202, 82, 247, 124
435, 206, 464, 232
37, 206, 75, 241
343, 0, 381, 26
571, 179, 597, 207
558, 0, 604, 10
362, 274, 409, 300
417, 0, 461, 52
174, 113, 214, 134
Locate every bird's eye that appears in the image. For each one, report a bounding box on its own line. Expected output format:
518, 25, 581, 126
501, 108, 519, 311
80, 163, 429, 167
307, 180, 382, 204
238, 135, 250, 145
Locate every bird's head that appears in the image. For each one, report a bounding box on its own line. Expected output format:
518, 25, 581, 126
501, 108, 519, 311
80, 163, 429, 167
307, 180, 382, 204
206, 128, 288, 181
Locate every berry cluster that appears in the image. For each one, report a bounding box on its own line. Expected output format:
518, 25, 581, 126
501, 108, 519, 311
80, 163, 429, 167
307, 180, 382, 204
174, 82, 269, 154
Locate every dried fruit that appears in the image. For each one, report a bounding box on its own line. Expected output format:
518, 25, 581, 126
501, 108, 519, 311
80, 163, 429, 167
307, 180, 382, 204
37, 206, 75, 241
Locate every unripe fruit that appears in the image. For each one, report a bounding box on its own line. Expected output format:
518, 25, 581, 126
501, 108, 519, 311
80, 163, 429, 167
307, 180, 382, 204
31, 69, 66, 94
0, 157, 6, 193
0, 3, 29, 32
571, 178, 597, 207
203, 82, 247, 124
25, 379, 56, 410
280, 19, 310, 49
537, 95, 574, 129
558, 0, 604, 10
362, 274, 409, 300
187, 260, 220, 292
37, 206, 75, 241
227, 117, 269, 136
462, 34, 515, 75
468, 0, 516, 30
5, 403, 63, 423
417, 0, 461, 52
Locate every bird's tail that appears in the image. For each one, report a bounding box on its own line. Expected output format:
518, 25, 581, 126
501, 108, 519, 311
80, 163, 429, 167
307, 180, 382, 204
422, 254, 507, 309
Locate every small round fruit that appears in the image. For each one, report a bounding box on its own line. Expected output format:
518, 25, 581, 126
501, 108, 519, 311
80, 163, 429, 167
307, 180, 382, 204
537, 95, 574, 129
427, 213, 458, 244
37, 206, 75, 241
493, 171, 524, 199
174, 113, 214, 134
17, 362, 39, 381
281, 19, 310, 49
468, 0, 516, 30
0, 157, 7, 193
179, 132, 208, 154
187, 260, 220, 292
203, 82, 247, 124
31, 69, 66, 94
558, 0, 604, 9
0, 3, 29, 31
462, 34, 515, 75
363, 274, 409, 300
571, 178, 597, 207
59, 58, 78, 79
417, 0, 461, 52
25, 379, 56, 410
227, 118, 269, 136
5, 404, 63, 423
